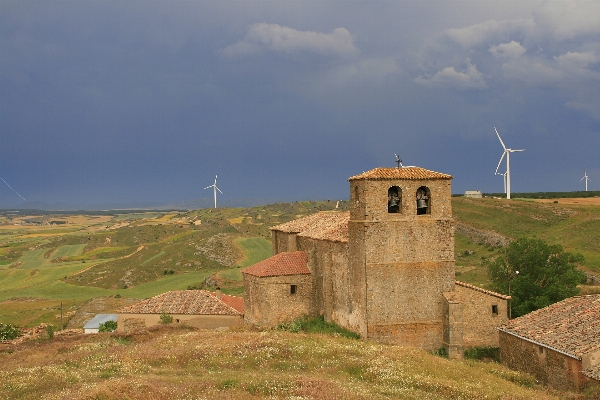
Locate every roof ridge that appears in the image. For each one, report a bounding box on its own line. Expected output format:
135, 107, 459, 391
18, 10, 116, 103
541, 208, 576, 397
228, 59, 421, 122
455, 280, 511, 300
348, 166, 452, 181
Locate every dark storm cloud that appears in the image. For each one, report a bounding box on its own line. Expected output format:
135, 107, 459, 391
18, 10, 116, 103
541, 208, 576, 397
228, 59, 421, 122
1, 1, 599, 208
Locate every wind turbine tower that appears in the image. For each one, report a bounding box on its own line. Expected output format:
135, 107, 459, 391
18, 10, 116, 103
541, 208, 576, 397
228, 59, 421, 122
581, 170, 591, 192
204, 175, 223, 208
497, 171, 507, 194
494, 127, 525, 200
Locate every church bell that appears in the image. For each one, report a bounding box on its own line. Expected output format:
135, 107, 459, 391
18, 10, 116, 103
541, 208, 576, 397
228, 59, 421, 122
417, 199, 428, 209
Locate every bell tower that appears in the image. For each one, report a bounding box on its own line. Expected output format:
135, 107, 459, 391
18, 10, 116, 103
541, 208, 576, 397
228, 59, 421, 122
346, 166, 455, 349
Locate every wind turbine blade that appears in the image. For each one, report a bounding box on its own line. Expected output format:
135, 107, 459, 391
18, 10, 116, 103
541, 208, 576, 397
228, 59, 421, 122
495, 152, 506, 175
494, 127, 507, 150
216, 186, 223, 194
510, 149, 525, 152
204, 185, 212, 190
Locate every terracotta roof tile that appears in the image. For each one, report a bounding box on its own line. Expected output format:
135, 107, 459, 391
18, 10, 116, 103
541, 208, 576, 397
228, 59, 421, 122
271, 211, 349, 243
117, 290, 243, 316
455, 281, 511, 300
241, 251, 310, 277
498, 294, 600, 359
349, 167, 452, 181
220, 293, 244, 314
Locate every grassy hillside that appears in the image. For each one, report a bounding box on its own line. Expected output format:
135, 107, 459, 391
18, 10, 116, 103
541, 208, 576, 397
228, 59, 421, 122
0, 325, 562, 400
0, 202, 347, 327
452, 197, 600, 272
1, 197, 599, 328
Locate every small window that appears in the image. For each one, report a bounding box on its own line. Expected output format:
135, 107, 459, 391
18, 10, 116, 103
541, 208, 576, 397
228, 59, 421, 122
176, 319, 180, 323
290, 285, 297, 295
388, 186, 401, 213
539, 346, 544, 354
491, 305, 498, 315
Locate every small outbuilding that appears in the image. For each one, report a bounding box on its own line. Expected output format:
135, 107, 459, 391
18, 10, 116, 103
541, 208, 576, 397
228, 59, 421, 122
84, 314, 118, 334
117, 290, 244, 332
464, 190, 482, 198
242, 251, 313, 327
498, 294, 600, 391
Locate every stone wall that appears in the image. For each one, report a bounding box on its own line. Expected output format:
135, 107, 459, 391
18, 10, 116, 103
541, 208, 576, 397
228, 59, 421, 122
348, 176, 455, 349
118, 313, 242, 332
272, 231, 298, 255
442, 291, 463, 359
296, 237, 350, 326
456, 283, 509, 347
243, 273, 314, 327
499, 331, 590, 391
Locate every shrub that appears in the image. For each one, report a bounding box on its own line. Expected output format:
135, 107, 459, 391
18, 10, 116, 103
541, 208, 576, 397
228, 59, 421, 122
277, 316, 360, 339
464, 346, 500, 362
159, 312, 173, 324
432, 347, 448, 358
46, 324, 55, 340
0, 323, 21, 341
98, 320, 118, 332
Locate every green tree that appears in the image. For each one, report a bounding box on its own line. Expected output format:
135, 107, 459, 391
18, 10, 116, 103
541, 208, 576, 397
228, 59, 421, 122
488, 238, 586, 318
159, 312, 173, 324
0, 323, 21, 340
98, 320, 118, 332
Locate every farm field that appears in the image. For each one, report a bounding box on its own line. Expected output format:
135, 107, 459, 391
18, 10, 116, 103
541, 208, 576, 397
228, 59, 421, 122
1, 197, 599, 328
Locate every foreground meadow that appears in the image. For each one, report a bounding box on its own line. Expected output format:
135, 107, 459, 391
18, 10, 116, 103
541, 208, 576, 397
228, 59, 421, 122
0, 326, 562, 400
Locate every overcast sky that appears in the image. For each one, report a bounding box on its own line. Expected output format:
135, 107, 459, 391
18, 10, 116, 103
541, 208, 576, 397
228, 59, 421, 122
1, 1, 599, 208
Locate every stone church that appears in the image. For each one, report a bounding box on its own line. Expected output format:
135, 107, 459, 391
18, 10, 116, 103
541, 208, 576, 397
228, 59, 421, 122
242, 166, 509, 357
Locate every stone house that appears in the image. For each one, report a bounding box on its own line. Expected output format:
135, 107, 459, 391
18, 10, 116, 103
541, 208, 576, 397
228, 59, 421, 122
498, 294, 600, 391
242, 166, 509, 357
117, 290, 244, 332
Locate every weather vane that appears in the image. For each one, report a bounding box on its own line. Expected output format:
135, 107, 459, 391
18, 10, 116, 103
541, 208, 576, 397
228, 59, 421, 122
395, 154, 403, 168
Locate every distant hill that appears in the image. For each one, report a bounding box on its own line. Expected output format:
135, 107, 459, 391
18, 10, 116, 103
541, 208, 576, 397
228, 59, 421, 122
1, 197, 301, 212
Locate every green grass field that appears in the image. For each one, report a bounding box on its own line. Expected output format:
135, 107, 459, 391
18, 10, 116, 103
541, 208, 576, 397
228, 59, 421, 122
452, 197, 600, 271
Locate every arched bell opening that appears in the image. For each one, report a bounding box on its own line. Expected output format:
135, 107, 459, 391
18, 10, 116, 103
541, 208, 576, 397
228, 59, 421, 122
387, 186, 402, 213
416, 186, 430, 215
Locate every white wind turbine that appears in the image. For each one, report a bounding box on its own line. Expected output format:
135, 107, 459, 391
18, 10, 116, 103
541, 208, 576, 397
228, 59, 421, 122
204, 175, 223, 208
494, 127, 525, 200
498, 171, 507, 194
581, 170, 591, 192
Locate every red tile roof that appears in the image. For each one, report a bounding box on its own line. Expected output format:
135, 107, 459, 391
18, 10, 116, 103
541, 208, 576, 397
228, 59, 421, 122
455, 280, 511, 300
241, 251, 310, 277
220, 293, 244, 314
349, 167, 452, 181
271, 211, 349, 243
498, 294, 600, 359
117, 290, 243, 316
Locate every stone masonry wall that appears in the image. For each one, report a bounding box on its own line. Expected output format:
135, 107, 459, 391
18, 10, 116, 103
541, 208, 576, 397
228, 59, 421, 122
456, 284, 508, 347
118, 313, 242, 332
499, 331, 589, 391
349, 176, 455, 349
272, 231, 298, 255
243, 273, 314, 327
296, 237, 351, 328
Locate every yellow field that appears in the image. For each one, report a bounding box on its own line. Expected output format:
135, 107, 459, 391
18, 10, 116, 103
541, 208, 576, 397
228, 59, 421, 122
535, 197, 600, 205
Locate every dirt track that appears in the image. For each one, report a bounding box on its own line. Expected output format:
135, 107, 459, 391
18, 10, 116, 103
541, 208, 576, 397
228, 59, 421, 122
535, 197, 600, 205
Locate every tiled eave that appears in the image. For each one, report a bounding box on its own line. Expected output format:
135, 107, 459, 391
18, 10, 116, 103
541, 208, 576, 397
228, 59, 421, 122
498, 294, 600, 358
349, 167, 452, 181
455, 280, 511, 300
497, 327, 581, 360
